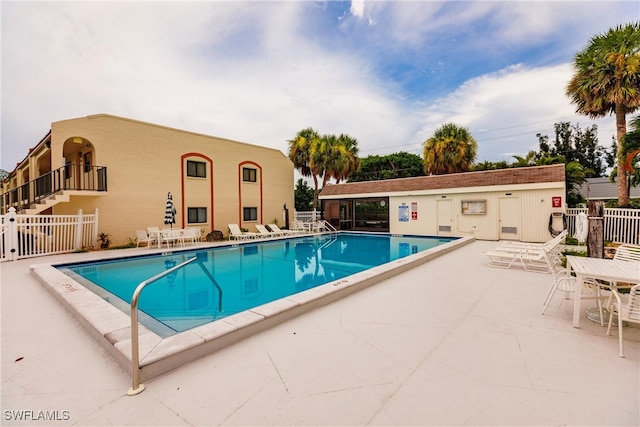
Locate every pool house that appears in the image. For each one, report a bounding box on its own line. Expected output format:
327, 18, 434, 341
319, 164, 567, 243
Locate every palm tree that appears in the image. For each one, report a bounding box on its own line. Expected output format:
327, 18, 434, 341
422, 123, 477, 175
288, 127, 320, 208
289, 129, 360, 212
334, 133, 360, 182
566, 22, 640, 207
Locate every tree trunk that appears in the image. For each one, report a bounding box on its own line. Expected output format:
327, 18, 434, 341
616, 106, 629, 207
587, 200, 605, 258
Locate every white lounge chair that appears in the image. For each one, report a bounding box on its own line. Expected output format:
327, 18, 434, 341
484, 230, 568, 272
255, 224, 281, 237
228, 224, 259, 240
267, 223, 297, 235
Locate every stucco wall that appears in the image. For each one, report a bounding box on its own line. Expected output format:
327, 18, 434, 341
388, 185, 565, 242
49, 114, 294, 246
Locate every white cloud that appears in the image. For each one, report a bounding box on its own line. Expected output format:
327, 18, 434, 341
0, 1, 631, 176
417, 63, 618, 163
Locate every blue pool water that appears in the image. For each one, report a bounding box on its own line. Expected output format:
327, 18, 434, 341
59, 233, 456, 336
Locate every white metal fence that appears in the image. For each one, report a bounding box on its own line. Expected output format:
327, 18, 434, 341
0, 207, 99, 262
294, 210, 321, 224
297, 208, 640, 245
566, 208, 640, 245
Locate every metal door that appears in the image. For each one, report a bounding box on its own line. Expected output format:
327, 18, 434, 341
437, 199, 453, 235
499, 197, 521, 240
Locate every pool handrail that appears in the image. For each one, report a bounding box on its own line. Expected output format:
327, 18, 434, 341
127, 252, 222, 396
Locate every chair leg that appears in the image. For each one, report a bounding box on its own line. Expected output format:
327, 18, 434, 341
618, 319, 625, 358
541, 282, 559, 314
606, 306, 625, 358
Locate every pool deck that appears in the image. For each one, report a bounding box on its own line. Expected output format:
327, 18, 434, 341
2, 239, 638, 426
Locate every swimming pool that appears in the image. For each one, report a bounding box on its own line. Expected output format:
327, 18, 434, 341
31, 232, 473, 382
58, 233, 457, 337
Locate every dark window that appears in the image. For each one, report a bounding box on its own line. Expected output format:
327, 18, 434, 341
83, 152, 92, 173
187, 160, 206, 178
187, 207, 207, 223
243, 207, 257, 221
242, 167, 257, 182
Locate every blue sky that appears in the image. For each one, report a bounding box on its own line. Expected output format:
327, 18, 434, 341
2, 1, 639, 175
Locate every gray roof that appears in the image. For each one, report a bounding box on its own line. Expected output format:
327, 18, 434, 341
578, 177, 640, 200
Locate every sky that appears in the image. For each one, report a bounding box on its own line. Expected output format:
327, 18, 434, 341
2, 1, 639, 177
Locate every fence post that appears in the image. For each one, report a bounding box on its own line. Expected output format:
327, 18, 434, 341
75, 209, 84, 250
93, 209, 99, 249
587, 200, 605, 258
6, 207, 18, 261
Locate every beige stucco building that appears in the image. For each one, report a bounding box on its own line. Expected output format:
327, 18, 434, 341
320, 164, 567, 242
1, 114, 294, 245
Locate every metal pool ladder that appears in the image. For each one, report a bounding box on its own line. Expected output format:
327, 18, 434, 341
127, 252, 222, 396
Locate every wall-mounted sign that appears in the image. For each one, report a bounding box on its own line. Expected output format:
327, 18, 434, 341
461, 200, 486, 215
411, 202, 418, 220
399, 203, 409, 222
552, 196, 562, 208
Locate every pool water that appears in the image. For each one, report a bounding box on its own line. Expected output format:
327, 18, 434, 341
59, 233, 455, 336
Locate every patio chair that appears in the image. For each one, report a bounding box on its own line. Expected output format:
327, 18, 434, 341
181, 227, 200, 245
606, 283, 640, 357
160, 228, 184, 248
135, 230, 155, 249
542, 253, 605, 318
255, 224, 280, 237
541, 251, 602, 315
613, 244, 640, 262
228, 224, 259, 240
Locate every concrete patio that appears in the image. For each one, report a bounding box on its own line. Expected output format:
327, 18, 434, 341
1, 240, 638, 426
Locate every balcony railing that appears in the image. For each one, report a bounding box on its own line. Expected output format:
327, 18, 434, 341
1, 164, 107, 213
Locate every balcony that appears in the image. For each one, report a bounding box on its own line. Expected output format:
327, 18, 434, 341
1, 164, 107, 214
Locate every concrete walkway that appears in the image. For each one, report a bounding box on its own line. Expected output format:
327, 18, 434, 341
1, 240, 638, 426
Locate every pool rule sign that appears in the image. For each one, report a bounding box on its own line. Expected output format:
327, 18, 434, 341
411, 202, 418, 220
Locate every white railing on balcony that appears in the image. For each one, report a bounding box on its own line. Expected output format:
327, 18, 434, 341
0, 207, 99, 262
566, 208, 640, 245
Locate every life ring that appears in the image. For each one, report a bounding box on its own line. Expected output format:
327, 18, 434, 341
548, 213, 567, 237
573, 212, 588, 243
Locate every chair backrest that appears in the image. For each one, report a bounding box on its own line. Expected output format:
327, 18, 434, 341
255, 224, 270, 234
147, 226, 160, 233
622, 283, 640, 322
228, 224, 242, 235
136, 230, 148, 240
268, 224, 282, 232
183, 228, 198, 238
613, 244, 640, 262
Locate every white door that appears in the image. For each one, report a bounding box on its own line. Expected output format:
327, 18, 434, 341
437, 199, 453, 235
499, 197, 521, 240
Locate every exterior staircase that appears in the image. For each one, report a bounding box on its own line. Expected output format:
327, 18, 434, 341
24, 192, 70, 215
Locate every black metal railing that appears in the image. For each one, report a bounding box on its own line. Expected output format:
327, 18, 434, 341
1, 165, 107, 213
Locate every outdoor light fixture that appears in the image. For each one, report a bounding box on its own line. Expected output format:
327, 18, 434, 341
73, 137, 82, 144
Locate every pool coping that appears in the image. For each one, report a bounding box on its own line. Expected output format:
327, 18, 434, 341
29, 234, 474, 383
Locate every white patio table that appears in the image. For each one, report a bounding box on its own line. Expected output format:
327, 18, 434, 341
565, 255, 640, 328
